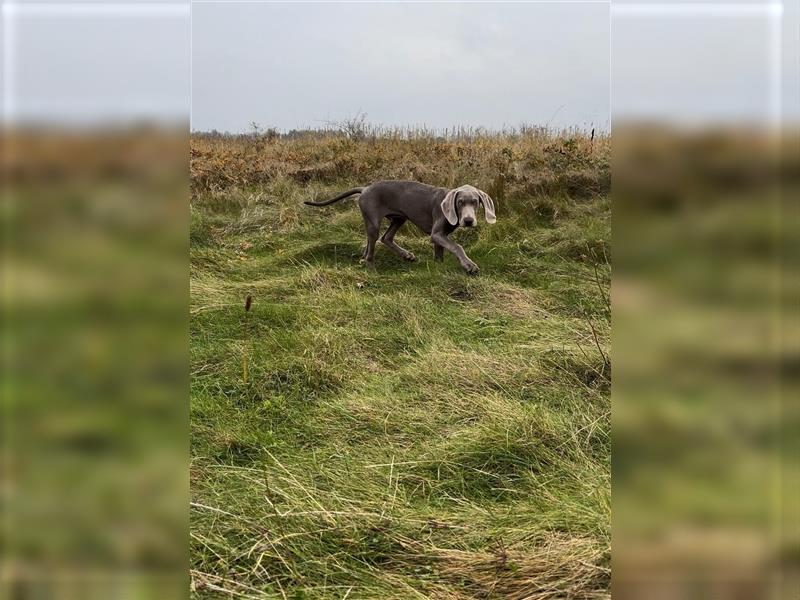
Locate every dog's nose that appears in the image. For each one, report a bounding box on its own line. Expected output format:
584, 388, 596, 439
463, 218, 475, 227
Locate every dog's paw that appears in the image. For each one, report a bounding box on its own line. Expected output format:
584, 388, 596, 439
462, 260, 480, 275
403, 252, 417, 262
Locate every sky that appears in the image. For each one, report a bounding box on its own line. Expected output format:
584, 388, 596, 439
1, 2, 797, 129
612, 1, 798, 127
1, 2, 190, 125
191, 2, 610, 133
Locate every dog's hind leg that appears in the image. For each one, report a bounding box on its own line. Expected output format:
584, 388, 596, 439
380, 217, 416, 262
362, 217, 380, 268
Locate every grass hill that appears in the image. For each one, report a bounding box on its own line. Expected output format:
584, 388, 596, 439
190, 127, 610, 598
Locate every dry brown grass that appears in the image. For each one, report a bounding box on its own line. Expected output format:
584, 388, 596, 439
190, 127, 609, 202
434, 535, 609, 600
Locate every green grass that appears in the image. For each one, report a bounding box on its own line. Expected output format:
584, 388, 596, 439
190, 134, 610, 598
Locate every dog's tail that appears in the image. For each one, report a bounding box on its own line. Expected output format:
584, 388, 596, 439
303, 187, 365, 207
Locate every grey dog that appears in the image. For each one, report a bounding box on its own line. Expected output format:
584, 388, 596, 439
304, 181, 496, 274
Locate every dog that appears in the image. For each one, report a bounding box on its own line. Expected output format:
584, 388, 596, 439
304, 181, 496, 274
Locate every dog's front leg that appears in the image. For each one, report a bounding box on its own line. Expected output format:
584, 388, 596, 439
432, 242, 444, 262
431, 233, 479, 274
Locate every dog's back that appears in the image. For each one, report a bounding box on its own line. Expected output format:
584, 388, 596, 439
359, 181, 445, 234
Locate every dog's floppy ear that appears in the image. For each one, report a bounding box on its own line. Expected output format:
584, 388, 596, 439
441, 189, 459, 225
478, 190, 497, 224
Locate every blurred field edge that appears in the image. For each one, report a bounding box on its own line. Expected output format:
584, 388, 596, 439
2, 123, 190, 598
612, 122, 799, 599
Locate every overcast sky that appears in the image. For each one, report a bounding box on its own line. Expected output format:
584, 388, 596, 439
191, 2, 610, 133
2, 1, 797, 129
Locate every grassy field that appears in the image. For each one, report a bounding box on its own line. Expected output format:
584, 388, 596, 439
190, 128, 611, 598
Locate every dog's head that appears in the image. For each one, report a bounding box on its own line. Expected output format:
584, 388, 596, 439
441, 185, 497, 228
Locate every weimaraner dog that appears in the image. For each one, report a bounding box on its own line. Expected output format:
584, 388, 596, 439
304, 181, 496, 274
